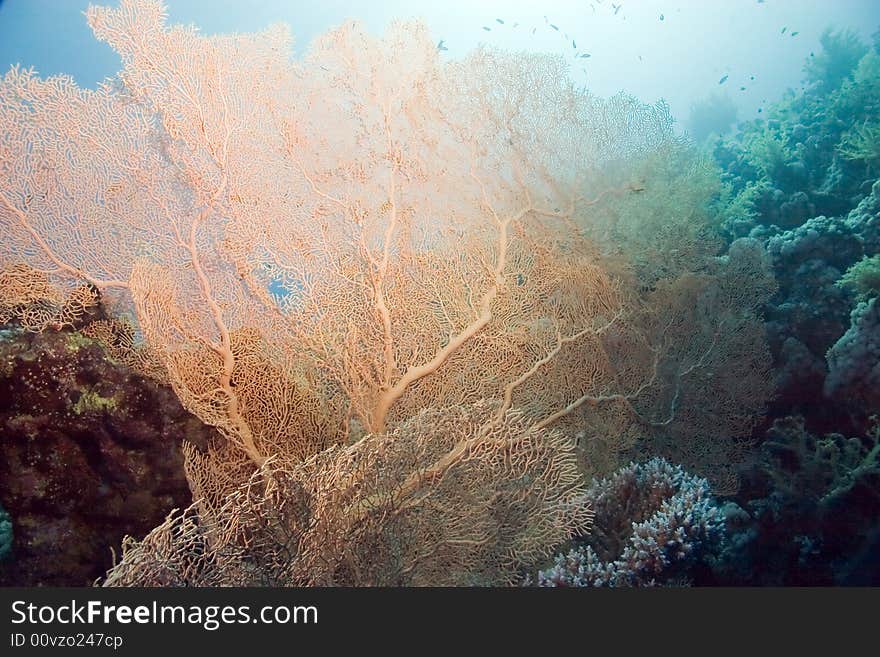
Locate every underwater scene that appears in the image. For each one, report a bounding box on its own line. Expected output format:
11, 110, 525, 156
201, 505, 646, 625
0, 0, 878, 587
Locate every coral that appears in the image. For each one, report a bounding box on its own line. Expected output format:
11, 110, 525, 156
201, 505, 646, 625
714, 35, 879, 236
695, 24, 880, 586
715, 417, 880, 585
103, 403, 591, 587
743, 128, 797, 186
760, 215, 865, 419
622, 237, 775, 494
844, 178, 880, 254
777, 191, 815, 228
0, 264, 99, 332
710, 176, 769, 239
763, 415, 880, 509
584, 144, 724, 286
838, 120, 880, 165
0, 503, 11, 562
824, 298, 880, 408
533, 458, 725, 587
766, 215, 864, 269
836, 254, 880, 300
829, 50, 880, 122
772, 336, 827, 404
753, 189, 880, 422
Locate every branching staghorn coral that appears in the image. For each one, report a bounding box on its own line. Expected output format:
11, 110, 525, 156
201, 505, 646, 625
533, 457, 725, 587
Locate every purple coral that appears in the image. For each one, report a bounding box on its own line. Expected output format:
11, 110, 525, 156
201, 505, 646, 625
536, 457, 724, 587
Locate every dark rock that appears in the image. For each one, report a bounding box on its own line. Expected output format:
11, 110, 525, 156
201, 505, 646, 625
0, 326, 216, 586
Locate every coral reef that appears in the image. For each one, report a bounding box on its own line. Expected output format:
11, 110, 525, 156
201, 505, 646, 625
693, 26, 880, 587
713, 30, 879, 242
707, 29, 880, 437
1, 0, 876, 588
0, 0, 774, 586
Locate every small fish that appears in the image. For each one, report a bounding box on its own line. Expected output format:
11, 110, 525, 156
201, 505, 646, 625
580, 53, 591, 58
550, 24, 559, 31
482, 26, 491, 31
496, 18, 504, 24
758, 108, 763, 113
750, 75, 755, 80
740, 86, 746, 90
781, 27, 787, 34
437, 40, 447, 51
513, 22, 519, 28
612, 3, 621, 15
572, 40, 577, 49
660, 13, 664, 21
718, 74, 729, 85
638, 54, 643, 61
757, 1, 764, 4
544, 15, 548, 23
810, 51, 815, 57
791, 31, 799, 36
532, 27, 536, 35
